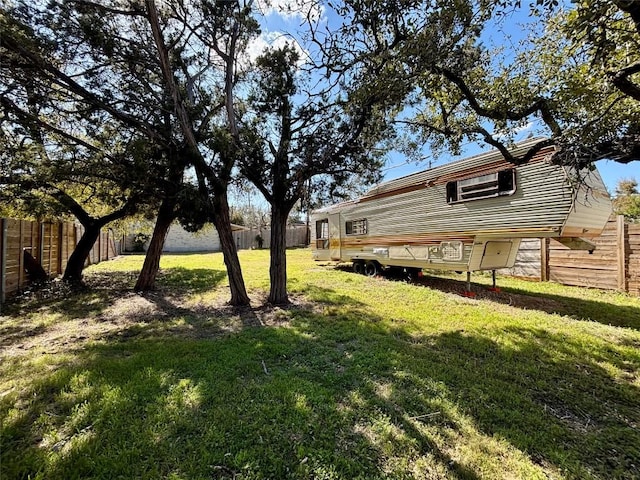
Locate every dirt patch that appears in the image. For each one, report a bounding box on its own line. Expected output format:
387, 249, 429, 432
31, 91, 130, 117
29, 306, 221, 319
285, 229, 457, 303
0, 283, 313, 360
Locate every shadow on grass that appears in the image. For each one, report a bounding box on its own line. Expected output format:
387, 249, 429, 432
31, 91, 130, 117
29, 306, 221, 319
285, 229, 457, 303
4, 282, 122, 321
2, 285, 638, 479
0, 266, 227, 351
335, 265, 640, 331
0, 323, 47, 348
82, 266, 227, 294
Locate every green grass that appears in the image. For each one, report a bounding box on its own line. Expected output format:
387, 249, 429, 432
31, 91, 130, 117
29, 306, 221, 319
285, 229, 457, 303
1, 249, 639, 479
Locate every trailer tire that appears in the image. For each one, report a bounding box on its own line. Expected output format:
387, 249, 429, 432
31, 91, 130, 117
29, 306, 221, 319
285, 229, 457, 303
364, 261, 379, 277
406, 267, 421, 280
353, 261, 365, 275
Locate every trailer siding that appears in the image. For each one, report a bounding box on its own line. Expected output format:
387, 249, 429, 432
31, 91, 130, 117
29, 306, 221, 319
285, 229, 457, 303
340, 161, 574, 239
562, 169, 614, 237
359, 141, 555, 199
311, 139, 612, 276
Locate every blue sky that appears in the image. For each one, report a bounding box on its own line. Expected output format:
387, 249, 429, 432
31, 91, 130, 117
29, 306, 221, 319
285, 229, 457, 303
250, 0, 638, 196
381, 140, 639, 194
594, 160, 639, 194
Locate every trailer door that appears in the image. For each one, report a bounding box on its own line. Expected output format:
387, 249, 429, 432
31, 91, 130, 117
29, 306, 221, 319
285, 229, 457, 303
328, 213, 341, 260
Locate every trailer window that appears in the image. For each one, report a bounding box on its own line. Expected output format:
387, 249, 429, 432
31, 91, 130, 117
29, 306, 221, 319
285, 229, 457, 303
345, 218, 367, 235
315, 219, 329, 249
446, 169, 516, 203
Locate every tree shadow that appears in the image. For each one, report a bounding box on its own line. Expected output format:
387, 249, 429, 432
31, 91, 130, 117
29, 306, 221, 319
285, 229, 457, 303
104, 292, 270, 342
419, 274, 640, 330
1, 313, 480, 479
0, 323, 47, 348
334, 265, 640, 331
0, 267, 228, 353
2, 285, 638, 479
3, 282, 121, 321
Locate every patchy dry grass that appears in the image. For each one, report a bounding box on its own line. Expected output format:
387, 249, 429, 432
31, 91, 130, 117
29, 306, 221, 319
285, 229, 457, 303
1, 249, 639, 480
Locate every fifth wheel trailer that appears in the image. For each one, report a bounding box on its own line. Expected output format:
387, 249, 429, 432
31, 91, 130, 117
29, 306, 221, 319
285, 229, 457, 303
311, 139, 613, 290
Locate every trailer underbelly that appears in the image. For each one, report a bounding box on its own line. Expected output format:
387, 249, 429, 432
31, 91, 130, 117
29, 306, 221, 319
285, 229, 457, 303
315, 237, 522, 273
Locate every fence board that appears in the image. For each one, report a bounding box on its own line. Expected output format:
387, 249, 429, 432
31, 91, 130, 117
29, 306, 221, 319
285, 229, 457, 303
549, 267, 618, 289
548, 259, 617, 270
504, 215, 638, 295
0, 219, 4, 303
234, 225, 309, 251
549, 253, 617, 263
0, 219, 120, 304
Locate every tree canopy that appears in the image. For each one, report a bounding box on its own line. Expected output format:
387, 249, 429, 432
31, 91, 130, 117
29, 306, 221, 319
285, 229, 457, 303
2, 0, 639, 303
324, 0, 640, 168
613, 178, 640, 220
1, 0, 259, 302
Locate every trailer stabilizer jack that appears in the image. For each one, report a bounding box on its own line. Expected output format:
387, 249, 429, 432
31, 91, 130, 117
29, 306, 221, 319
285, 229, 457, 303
487, 270, 500, 292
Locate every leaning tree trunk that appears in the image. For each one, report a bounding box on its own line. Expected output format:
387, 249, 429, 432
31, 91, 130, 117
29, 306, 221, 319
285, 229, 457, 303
62, 222, 103, 285
267, 205, 290, 305
212, 192, 251, 306
134, 198, 175, 292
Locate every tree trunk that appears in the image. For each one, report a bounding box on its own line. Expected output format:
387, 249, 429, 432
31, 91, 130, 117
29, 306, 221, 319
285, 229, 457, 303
212, 192, 251, 306
268, 204, 289, 305
62, 223, 102, 284
134, 198, 175, 292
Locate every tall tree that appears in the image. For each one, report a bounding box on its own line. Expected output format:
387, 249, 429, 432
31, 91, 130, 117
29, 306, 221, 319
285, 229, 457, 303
0, 11, 158, 283
1, 1, 258, 304
329, 0, 640, 167
613, 178, 640, 220
240, 43, 389, 304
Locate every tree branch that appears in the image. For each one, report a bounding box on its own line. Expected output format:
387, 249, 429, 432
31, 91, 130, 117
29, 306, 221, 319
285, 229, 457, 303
436, 66, 563, 137
607, 61, 640, 101
2, 27, 166, 145
0, 96, 112, 160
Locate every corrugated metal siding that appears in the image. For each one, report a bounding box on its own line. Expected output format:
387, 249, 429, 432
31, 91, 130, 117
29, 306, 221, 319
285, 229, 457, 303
312, 139, 558, 223
341, 161, 574, 238
361, 138, 553, 199
561, 169, 612, 236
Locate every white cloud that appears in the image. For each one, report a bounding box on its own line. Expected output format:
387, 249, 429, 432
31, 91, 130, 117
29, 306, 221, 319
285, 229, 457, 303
514, 121, 535, 135
243, 31, 308, 68
255, 0, 324, 23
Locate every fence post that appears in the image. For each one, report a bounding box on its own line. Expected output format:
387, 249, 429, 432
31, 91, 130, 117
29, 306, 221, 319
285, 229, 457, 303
39, 222, 45, 268
617, 215, 627, 292
540, 238, 549, 282
0, 219, 7, 313
18, 221, 24, 289
48, 223, 53, 277
57, 223, 64, 274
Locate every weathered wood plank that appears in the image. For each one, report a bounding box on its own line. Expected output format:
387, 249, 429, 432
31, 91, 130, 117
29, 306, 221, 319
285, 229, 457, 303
549, 260, 616, 270
549, 268, 618, 289
617, 215, 627, 291
548, 251, 616, 260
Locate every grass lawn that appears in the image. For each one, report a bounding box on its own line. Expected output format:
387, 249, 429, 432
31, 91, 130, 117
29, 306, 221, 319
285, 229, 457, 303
1, 248, 639, 480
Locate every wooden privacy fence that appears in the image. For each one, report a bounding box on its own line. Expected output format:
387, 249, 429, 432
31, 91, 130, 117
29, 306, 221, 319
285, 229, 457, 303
234, 225, 310, 250
0, 218, 119, 304
500, 215, 640, 295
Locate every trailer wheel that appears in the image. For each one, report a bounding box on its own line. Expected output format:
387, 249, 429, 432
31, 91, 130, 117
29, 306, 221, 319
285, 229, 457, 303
364, 261, 379, 277
406, 267, 422, 280
353, 261, 365, 275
